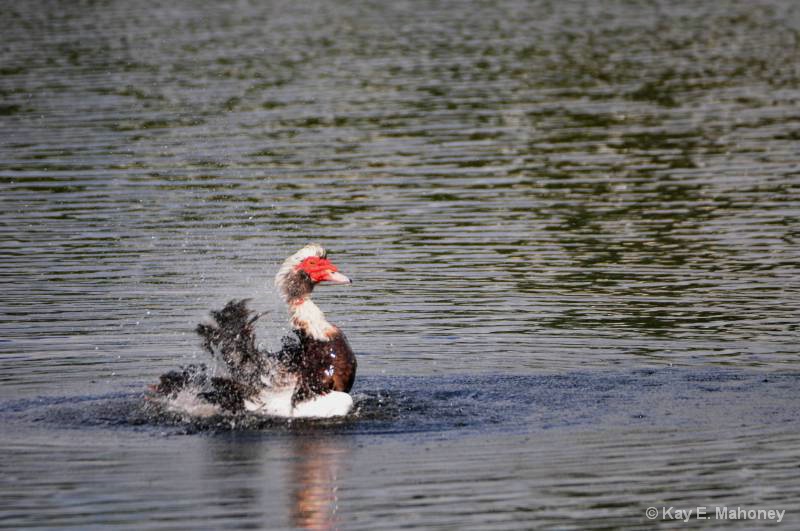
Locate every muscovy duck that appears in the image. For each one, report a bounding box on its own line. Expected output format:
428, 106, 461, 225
149, 243, 357, 418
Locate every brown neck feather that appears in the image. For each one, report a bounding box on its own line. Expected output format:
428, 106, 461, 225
282, 271, 314, 302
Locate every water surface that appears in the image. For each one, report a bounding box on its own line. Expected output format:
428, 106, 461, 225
1, 0, 799, 528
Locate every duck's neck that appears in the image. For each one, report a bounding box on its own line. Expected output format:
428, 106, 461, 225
289, 297, 334, 341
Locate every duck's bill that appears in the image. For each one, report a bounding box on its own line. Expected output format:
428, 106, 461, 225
323, 271, 351, 284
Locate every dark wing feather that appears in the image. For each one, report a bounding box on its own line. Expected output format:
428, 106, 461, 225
196, 377, 251, 412
151, 363, 208, 395
195, 299, 268, 388
289, 330, 330, 405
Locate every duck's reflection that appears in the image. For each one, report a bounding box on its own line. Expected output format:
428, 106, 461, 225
288, 436, 350, 530
200, 430, 351, 529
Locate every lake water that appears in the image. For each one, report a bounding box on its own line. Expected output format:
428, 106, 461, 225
1, 0, 799, 529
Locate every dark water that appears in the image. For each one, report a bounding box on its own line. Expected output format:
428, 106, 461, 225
3, 370, 800, 529
1, 0, 799, 528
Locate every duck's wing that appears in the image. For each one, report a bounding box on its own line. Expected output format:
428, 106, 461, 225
150, 363, 208, 395
196, 376, 254, 412
284, 329, 331, 406
149, 365, 252, 414
196, 299, 268, 387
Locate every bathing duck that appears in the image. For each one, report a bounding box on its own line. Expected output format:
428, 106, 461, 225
150, 243, 357, 418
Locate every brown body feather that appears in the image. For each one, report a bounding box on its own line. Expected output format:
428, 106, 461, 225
290, 328, 357, 403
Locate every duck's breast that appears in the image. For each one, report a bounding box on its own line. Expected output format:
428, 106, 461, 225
303, 328, 357, 393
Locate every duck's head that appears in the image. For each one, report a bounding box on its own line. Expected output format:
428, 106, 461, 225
275, 243, 351, 302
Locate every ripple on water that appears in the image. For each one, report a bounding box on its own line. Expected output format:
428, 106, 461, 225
1, 1, 799, 391
3, 369, 799, 440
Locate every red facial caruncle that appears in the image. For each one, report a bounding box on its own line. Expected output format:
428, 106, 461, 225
297, 256, 351, 284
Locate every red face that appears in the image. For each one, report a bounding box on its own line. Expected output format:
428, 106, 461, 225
297, 256, 351, 284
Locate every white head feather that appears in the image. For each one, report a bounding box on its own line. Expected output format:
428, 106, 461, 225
274, 243, 327, 300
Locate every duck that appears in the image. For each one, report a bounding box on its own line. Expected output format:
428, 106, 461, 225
149, 243, 357, 418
